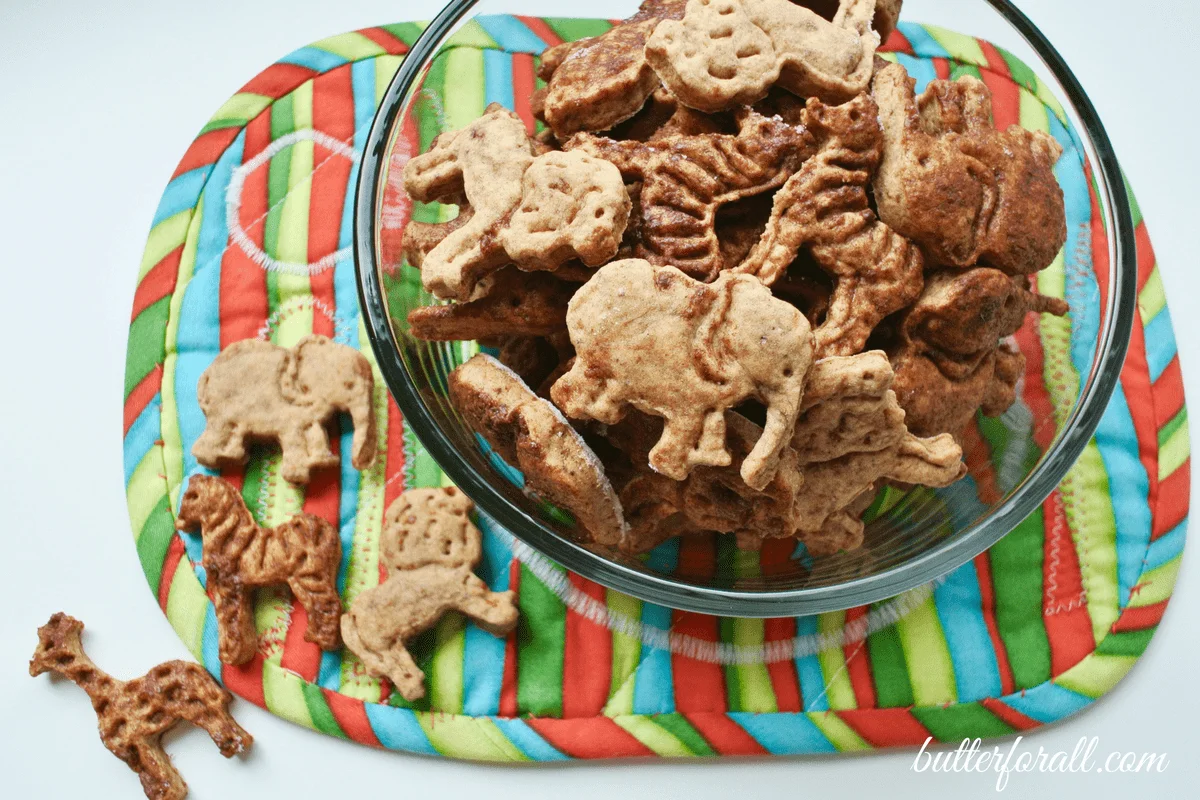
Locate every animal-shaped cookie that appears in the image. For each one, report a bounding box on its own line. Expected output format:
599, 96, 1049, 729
404, 104, 630, 300
551, 259, 814, 490
176, 475, 342, 665
406, 266, 576, 342
736, 93, 924, 356
872, 61, 1067, 274
566, 109, 814, 281
532, 0, 688, 137
645, 0, 882, 112
193, 335, 376, 485
30, 614, 252, 800
340, 488, 519, 702
449, 354, 626, 546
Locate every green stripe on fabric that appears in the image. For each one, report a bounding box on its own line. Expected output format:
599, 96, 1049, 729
301, 683, 348, 739
125, 296, 171, 398
612, 716, 694, 757
428, 613, 466, 713
240, 457, 267, 523
263, 661, 315, 730
310, 31, 387, 61
724, 549, 776, 712
375, 56, 403, 106
605, 589, 642, 716
379, 21, 428, 46
807, 712, 871, 752
1127, 559, 1181, 608
443, 47, 486, 130
128, 447, 167, 538
1061, 449, 1120, 643
386, 626, 436, 711
912, 702, 1015, 742
139, 210, 192, 279
867, 623, 915, 708
1094, 627, 1157, 658
924, 26, 987, 67
988, 509, 1052, 689
1159, 424, 1190, 482
135, 496, 175, 591
1054, 654, 1138, 699
1138, 266, 1165, 325
949, 63, 983, 82
417, 714, 528, 762
165, 562, 208, 660
445, 19, 500, 49
198, 117, 249, 136
544, 18, 613, 42
516, 563, 565, 717
817, 610, 856, 710
1160, 408, 1188, 449
1126, 178, 1144, 229
997, 48, 1040, 95
653, 713, 717, 756
896, 595, 957, 706
207, 92, 273, 128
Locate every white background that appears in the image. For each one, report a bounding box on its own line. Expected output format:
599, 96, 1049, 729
0, 1, 1195, 797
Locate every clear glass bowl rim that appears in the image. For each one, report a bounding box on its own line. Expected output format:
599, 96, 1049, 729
353, 0, 1139, 617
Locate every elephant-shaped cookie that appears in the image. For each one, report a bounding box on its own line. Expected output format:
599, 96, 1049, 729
340, 488, 519, 702
551, 258, 814, 491
193, 335, 377, 485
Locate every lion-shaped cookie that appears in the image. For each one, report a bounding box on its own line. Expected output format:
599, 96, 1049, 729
340, 488, 518, 702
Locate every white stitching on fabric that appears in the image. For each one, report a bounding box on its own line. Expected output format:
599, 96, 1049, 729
255, 296, 356, 342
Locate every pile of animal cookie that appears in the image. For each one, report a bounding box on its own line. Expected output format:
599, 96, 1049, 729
401, 0, 1069, 558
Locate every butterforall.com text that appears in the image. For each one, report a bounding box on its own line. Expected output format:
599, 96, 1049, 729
911, 736, 1168, 791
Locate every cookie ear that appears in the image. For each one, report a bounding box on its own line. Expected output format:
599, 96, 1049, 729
278, 347, 305, 404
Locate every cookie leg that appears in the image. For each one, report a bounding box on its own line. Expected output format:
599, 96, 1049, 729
302, 422, 340, 468
278, 429, 314, 484
121, 742, 187, 800
341, 616, 426, 701
458, 581, 519, 636
210, 581, 258, 665
288, 571, 343, 651
649, 412, 728, 479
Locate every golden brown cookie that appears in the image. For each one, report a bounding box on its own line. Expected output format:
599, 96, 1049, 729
551, 259, 814, 490
175, 475, 343, 665
406, 266, 575, 342
645, 0, 882, 112
566, 109, 814, 281
30, 614, 252, 800
872, 61, 1067, 274
340, 488, 518, 702
193, 335, 376, 485
403, 104, 630, 300
736, 93, 924, 357
449, 354, 628, 545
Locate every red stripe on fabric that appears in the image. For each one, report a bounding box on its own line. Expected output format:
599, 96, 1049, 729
980, 697, 1042, 731
961, 423, 1002, 505
974, 554, 1016, 695
279, 603, 321, 682
1153, 358, 1185, 427
222, 656, 267, 709
124, 366, 163, 434
524, 717, 655, 758
1111, 599, 1170, 632
671, 611, 726, 713
219, 111, 272, 346
1153, 464, 1190, 540
677, 532, 718, 578
172, 127, 241, 180
561, 576, 612, 718
978, 40, 1013, 78
759, 537, 796, 577
132, 248, 184, 320
684, 712, 770, 756
516, 16, 563, 47
239, 63, 318, 101
1012, 282, 1059, 452
382, 397, 407, 511
357, 27, 410, 55
838, 708, 932, 748
499, 560, 521, 717
843, 607, 877, 709
157, 536, 186, 611
977, 67, 1020, 131
323, 688, 383, 747
881, 29, 913, 55
764, 617, 801, 712
1136, 224, 1156, 290
933, 57, 951, 80
1041, 492, 1095, 677
512, 53, 538, 136
378, 102, 421, 270
309, 64, 355, 339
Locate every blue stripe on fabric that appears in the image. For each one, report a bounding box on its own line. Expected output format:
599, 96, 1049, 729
483, 49, 515, 111
1000, 682, 1093, 724
279, 46, 349, 73
893, 52, 938, 94
934, 563, 1002, 702
1144, 518, 1188, 573
729, 712, 836, 755
794, 615, 828, 711
462, 514, 513, 716
634, 541, 678, 715
152, 167, 212, 227
897, 23, 951, 61
173, 130, 246, 566
317, 651, 342, 690
202, 602, 222, 677
124, 397, 163, 485
1144, 309, 1178, 383
364, 705, 439, 755
490, 718, 569, 761
1096, 384, 1153, 607
477, 14, 549, 54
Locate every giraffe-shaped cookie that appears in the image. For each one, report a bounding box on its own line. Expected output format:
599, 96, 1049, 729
29, 614, 252, 800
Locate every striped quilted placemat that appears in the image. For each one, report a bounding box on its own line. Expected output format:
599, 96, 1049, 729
123, 17, 1189, 760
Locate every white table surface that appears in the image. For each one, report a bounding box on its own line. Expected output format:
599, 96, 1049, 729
1, 1, 1196, 797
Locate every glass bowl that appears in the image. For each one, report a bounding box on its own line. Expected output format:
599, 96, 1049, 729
354, 0, 1137, 616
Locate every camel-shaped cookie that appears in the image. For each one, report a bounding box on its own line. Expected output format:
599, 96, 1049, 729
340, 488, 519, 702
872, 61, 1067, 274
403, 103, 630, 301
735, 93, 925, 357
565, 109, 814, 281
551, 259, 814, 490
193, 334, 376, 485
645, 0, 882, 112
175, 475, 342, 665
30, 613, 252, 800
